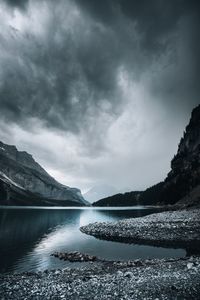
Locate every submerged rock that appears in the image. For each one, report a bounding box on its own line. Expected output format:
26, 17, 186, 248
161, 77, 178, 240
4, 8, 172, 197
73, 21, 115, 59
51, 251, 98, 262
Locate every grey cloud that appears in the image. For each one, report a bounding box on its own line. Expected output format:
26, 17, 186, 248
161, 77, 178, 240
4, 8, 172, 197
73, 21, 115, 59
75, 0, 199, 51
0, 0, 199, 191
0, 0, 199, 136
74, 0, 200, 111
0, 2, 123, 135
3, 0, 29, 9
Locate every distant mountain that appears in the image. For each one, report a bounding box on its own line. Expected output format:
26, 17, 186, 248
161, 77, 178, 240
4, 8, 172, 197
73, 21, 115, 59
92, 191, 141, 207
93, 104, 200, 207
92, 183, 164, 207
0, 141, 88, 206
84, 185, 118, 203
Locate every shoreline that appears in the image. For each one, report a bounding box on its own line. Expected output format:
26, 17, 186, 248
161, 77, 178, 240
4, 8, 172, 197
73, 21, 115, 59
1, 207, 199, 298
0, 205, 167, 210
80, 208, 200, 250
0, 256, 199, 299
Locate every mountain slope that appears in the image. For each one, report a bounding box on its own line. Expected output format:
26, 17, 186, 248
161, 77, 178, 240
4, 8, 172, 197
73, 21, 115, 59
92, 191, 141, 207
0, 141, 88, 206
93, 104, 200, 207
93, 182, 164, 207
160, 104, 200, 205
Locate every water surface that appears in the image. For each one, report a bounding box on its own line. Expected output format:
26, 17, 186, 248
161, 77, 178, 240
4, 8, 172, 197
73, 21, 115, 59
0, 207, 186, 273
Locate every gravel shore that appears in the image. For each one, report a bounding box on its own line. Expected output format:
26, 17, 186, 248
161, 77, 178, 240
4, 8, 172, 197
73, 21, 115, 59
1, 208, 200, 299
0, 257, 200, 299
80, 209, 200, 250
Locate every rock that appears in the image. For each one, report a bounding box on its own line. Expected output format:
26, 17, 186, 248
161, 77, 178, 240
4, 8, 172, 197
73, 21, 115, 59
117, 271, 123, 276
54, 270, 60, 275
124, 271, 133, 278
51, 251, 98, 262
161, 104, 200, 206
187, 262, 194, 269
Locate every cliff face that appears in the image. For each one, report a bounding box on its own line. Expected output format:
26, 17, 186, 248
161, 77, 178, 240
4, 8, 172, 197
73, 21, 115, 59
161, 104, 200, 205
0, 141, 88, 206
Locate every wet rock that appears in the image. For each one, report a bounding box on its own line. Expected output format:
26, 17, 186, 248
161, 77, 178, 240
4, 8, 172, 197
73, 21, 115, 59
51, 251, 98, 262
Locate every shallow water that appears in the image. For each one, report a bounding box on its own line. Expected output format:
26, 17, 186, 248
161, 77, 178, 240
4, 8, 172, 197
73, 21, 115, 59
0, 207, 186, 273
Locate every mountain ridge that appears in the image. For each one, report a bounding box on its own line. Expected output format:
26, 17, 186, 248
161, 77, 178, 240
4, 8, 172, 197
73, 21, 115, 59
0, 141, 88, 206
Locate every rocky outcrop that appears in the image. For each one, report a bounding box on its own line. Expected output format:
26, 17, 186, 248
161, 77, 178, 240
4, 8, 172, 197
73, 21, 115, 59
161, 104, 200, 205
0, 141, 88, 206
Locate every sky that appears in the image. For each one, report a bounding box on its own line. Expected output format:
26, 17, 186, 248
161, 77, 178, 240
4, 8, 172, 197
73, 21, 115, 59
0, 0, 199, 194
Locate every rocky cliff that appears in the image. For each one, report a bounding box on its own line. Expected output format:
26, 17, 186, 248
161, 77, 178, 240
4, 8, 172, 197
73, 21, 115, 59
161, 104, 200, 205
0, 141, 88, 206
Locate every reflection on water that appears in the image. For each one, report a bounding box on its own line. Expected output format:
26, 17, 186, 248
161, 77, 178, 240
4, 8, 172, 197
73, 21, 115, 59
0, 207, 186, 273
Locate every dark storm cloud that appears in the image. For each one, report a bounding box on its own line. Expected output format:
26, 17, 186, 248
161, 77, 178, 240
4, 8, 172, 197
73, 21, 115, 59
0, 0, 200, 191
4, 0, 29, 9
75, 0, 200, 52
0, 1, 123, 134
0, 0, 199, 134
74, 0, 200, 109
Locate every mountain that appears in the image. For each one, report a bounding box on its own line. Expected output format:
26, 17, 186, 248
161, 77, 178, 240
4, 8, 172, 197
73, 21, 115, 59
84, 185, 118, 203
0, 141, 88, 206
92, 183, 164, 207
93, 104, 200, 207
160, 104, 200, 206
92, 191, 141, 207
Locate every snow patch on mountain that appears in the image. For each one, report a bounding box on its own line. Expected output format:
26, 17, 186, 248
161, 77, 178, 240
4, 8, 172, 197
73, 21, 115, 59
0, 171, 25, 190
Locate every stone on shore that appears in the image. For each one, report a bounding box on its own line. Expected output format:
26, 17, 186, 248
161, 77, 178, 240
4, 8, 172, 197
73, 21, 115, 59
51, 251, 98, 262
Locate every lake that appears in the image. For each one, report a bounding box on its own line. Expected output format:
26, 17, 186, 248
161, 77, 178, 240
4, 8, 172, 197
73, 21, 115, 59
0, 207, 186, 273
